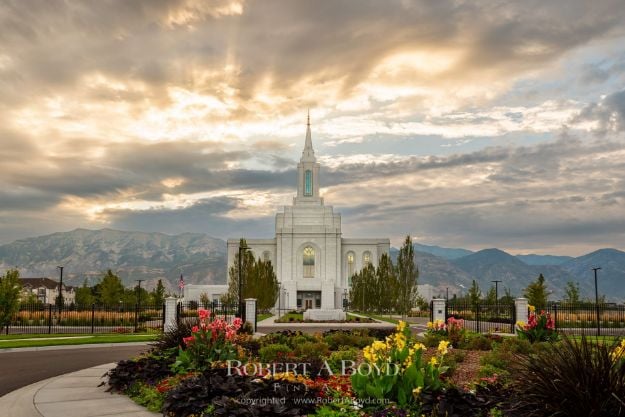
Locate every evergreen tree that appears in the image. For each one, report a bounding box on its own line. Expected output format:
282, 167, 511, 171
96, 270, 125, 305
524, 273, 548, 309
253, 259, 279, 311
0, 269, 22, 332
396, 235, 418, 317
468, 280, 481, 307
564, 281, 580, 304
151, 279, 166, 306
75, 279, 96, 305
349, 270, 364, 311
485, 286, 497, 304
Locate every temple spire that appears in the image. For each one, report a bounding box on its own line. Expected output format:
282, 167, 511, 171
302, 109, 315, 161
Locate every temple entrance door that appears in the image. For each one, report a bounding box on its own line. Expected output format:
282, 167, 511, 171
304, 299, 313, 310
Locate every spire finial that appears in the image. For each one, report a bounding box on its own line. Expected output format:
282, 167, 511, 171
302, 109, 314, 158
307, 108, 310, 127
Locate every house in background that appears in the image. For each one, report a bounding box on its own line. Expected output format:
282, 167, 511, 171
20, 277, 76, 305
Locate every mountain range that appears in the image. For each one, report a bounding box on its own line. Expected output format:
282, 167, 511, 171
1, 228, 624, 301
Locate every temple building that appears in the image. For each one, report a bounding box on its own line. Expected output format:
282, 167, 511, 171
226, 115, 390, 310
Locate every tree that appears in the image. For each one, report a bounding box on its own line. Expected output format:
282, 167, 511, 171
396, 235, 418, 317
75, 279, 96, 305
564, 281, 580, 304
252, 259, 279, 311
226, 239, 255, 304
376, 253, 397, 313
500, 287, 514, 304
225, 240, 279, 311
96, 270, 125, 305
485, 286, 497, 304
199, 292, 211, 308
0, 269, 22, 332
468, 280, 481, 307
151, 279, 166, 306
524, 273, 548, 309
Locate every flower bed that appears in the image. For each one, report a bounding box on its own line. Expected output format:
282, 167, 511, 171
104, 311, 625, 416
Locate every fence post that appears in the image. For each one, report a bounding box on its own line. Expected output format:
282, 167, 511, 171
476, 304, 481, 333
553, 304, 558, 332
432, 298, 446, 324
244, 298, 257, 333
164, 297, 177, 332
48, 304, 52, 334
514, 298, 529, 335
91, 303, 95, 334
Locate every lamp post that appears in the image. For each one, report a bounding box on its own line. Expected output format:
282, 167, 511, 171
491, 280, 502, 317
135, 279, 145, 310
238, 243, 249, 317
592, 267, 602, 336
343, 288, 348, 311
56, 266, 64, 313
446, 287, 449, 301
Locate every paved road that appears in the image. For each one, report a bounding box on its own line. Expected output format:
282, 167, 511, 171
0, 345, 148, 397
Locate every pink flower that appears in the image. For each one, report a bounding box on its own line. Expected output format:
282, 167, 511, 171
225, 329, 236, 340
182, 335, 195, 346
191, 325, 199, 333
232, 317, 242, 329
198, 309, 211, 320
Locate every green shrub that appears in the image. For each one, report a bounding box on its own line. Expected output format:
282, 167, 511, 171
127, 382, 165, 413
510, 336, 625, 416
422, 332, 447, 348
478, 363, 510, 380
323, 332, 372, 350
258, 343, 293, 362
465, 334, 493, 351
294, 341, 330, 361
324, 348, 359, 373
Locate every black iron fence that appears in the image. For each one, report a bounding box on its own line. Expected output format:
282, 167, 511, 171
4, 303, 165, 335
546, 303, 625, 336
446, 301, 516, 334
176, 301, 243, 325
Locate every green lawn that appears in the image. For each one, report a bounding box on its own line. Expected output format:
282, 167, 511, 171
257, 312, 273, 322
0, 333, 158, 349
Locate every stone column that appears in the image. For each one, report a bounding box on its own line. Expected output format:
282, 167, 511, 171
164, 297, 177, 332
245, 298, 257, 333
321, 281, 334, 309
432, 298, 446, 323
514, 297, 529, 334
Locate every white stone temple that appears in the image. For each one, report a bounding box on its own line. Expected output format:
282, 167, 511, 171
226, 115, 390, 311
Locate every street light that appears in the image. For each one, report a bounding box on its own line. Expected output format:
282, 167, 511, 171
238, 243, 249, 317
491, 280, 502, 317
135, 279, 145, 309
56, 266, 64, 313
343, 288, 348, 311
592, 267, 602, 336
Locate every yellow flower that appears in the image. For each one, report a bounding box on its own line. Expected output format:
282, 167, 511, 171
429, 356, 438, 366
426, 321, 433, 329
516, 320, 526, 328
529, 305, 536, 313
437, 340, 450, 355
412, 342, 426, 352
396, 320, 407, 332
412, 386, 422, 396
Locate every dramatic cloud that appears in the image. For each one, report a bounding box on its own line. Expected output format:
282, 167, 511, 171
1, 0, 625, 255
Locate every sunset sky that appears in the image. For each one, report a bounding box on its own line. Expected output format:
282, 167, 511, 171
1, 0, 625, 255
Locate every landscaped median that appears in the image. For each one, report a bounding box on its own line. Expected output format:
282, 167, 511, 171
0, 332, 158, 349
101, 309, 625, 416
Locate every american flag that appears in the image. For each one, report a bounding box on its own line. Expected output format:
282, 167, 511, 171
178, 275, 184, 290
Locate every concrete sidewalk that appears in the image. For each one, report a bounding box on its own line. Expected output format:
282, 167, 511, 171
0, 363, 157, 417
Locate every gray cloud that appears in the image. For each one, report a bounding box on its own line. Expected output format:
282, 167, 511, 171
576, 89, 625, 134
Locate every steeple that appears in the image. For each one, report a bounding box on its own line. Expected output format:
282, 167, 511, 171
301, 109, 315, 161
295, 110, 321, 204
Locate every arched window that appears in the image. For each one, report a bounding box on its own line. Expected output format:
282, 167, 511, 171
347, 252, 355, 285
304, 170, 312, 196
303, 246, 315, 278
363, 251, 371, 267
262, 251, 271, 262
